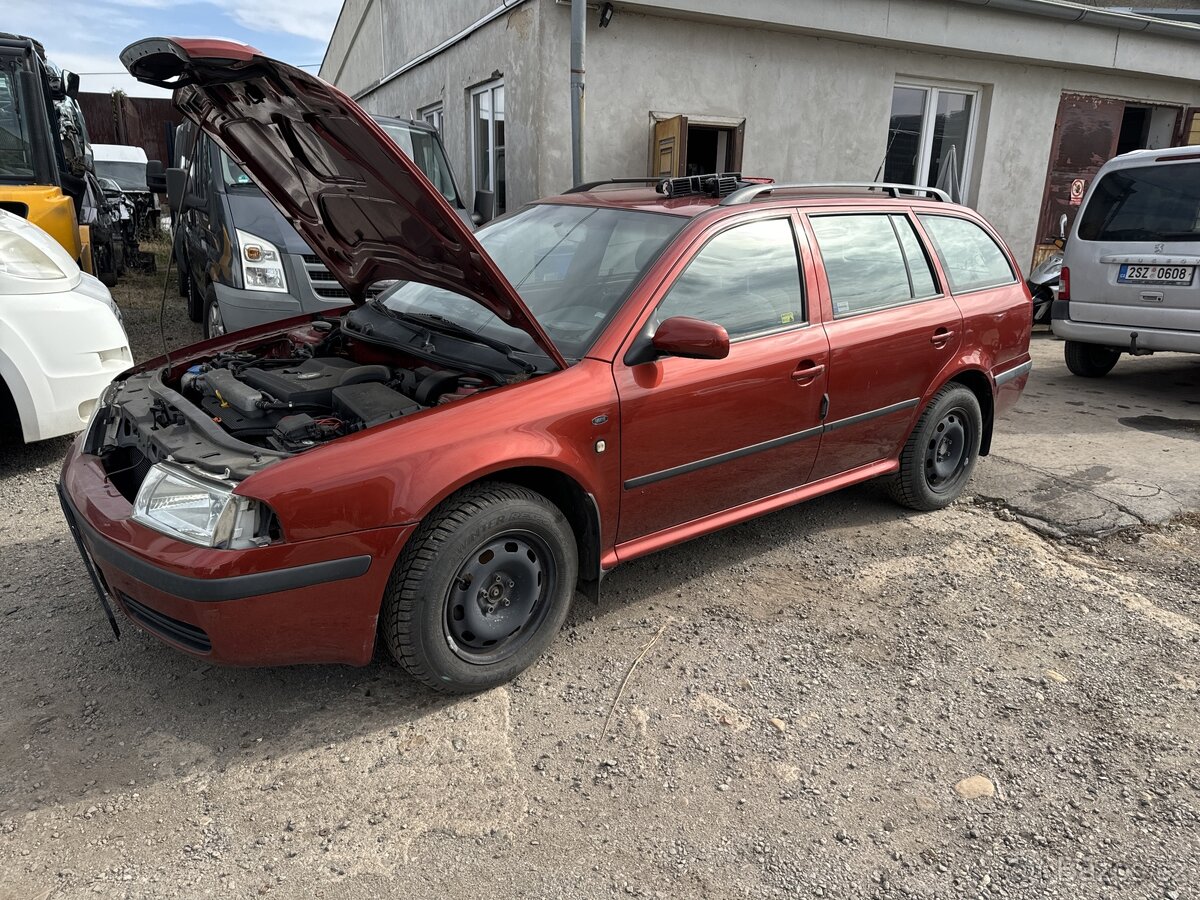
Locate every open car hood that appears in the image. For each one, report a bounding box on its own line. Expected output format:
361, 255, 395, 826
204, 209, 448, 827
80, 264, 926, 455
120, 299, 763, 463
120, 37, 566, 369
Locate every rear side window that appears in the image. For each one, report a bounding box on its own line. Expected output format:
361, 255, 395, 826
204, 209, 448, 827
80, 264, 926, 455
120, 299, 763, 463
918, 215, 1015, 294
809, 214, 939, 318
1077, 163, 1200, 243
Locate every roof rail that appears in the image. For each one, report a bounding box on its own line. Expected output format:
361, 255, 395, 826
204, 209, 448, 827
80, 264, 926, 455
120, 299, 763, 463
720, 182, 951, 206
564, 178, 664, 194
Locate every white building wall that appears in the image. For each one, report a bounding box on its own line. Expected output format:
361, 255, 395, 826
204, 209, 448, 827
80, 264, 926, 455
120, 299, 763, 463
326, 0, 1200, 267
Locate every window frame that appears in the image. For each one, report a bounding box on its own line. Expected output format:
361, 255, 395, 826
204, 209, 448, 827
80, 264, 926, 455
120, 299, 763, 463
469, 78, 505, 215
807, 211, 944, 321
917, 213, 1018, 296
420, 102, 444, 133
650, 213, 810, 344
888, 79, 982, 204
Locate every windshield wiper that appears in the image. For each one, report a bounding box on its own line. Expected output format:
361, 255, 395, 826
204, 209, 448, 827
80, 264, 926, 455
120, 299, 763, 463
366, 301, 537, 373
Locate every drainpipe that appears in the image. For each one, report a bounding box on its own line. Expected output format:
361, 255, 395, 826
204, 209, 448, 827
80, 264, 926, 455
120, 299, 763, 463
570, 0, 586, 186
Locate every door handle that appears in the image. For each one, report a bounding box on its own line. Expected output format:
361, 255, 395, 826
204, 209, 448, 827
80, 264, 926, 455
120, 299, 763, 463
791, 362, 826, 384
930, 328, 956, 347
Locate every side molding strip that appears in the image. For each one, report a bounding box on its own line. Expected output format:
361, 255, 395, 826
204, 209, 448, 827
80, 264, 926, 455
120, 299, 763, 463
624, 397, 920, 490
994, 360, 1033, 386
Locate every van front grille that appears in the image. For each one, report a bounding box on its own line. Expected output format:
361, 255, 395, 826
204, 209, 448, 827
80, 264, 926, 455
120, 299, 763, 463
301, 254, 388, 300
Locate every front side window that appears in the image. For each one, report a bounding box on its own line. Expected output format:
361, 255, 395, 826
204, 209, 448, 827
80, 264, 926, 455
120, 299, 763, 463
810, 214, 939, 317
376, 121, 460, 207
1077, 163, 1200, 243
380, 204, 685, 360
0, 66, 35, 180
655, 218, 804, 339
471, 79, 505, 215
884, 82, 978, 204
918, 215, 1015, 293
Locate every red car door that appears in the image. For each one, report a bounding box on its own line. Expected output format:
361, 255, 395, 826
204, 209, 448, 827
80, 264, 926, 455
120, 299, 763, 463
803, 210, 963, 481
613, 213, 829, 546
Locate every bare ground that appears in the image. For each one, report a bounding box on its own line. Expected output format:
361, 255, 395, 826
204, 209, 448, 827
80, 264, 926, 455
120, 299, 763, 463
0, 291, 1196, 899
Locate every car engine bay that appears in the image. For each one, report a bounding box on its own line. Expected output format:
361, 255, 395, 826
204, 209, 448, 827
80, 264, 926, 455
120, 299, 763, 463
87, 319, 508, 495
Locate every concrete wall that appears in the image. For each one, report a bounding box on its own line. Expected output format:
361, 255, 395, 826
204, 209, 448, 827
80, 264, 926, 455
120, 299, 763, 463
324, 0, 1200, 267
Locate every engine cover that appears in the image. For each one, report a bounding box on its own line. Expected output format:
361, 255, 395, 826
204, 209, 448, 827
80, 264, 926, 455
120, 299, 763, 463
239, 358, 389, 407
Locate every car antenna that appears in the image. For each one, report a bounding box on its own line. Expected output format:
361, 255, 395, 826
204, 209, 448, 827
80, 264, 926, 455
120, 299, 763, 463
159, 126, 203, 380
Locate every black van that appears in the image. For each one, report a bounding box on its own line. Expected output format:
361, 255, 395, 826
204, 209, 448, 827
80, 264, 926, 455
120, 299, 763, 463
171, 115, 486, 337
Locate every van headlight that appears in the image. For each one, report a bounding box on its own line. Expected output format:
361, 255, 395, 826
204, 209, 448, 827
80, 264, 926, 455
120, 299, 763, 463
132, 463, 267, 549
235, 229, 288, 293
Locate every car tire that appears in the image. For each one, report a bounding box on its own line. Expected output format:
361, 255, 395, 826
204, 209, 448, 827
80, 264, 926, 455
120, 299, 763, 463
186, 266, 205, 323
203, 287, 226, 339
885, 383, 983, 512
381, 482, 578, 693
1064, 341, 1120, 378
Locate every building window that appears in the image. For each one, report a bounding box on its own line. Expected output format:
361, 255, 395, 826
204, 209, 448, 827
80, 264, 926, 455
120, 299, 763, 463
421, 103, 443, 133
471, 79, 505, 215
884, 82, 979, 203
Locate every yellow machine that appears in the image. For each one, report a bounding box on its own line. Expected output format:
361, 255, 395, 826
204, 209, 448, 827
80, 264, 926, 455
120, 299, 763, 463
0, 33, 96, 273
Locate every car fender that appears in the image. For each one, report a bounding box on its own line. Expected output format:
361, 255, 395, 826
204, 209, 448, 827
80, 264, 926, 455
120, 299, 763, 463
0, 346, 39, 442
237, 360, 621, 546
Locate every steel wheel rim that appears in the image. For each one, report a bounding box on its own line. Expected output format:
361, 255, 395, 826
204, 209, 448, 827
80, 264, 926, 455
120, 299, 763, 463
924, 406, 972, 493
207, 302, 225, 337
443, 529, 557, 665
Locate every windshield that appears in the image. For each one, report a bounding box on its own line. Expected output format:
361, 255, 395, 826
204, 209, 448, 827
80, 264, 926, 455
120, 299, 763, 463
94, 159, 147, 192
377, 122, 460, 207
1078, 163, 1200, 243
220, 149, 257, 189
0, 64, 35, 180
378, 203, 686, 360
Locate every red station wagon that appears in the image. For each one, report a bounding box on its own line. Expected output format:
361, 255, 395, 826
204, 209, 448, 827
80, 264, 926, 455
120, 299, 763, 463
58, 39, 1032, 692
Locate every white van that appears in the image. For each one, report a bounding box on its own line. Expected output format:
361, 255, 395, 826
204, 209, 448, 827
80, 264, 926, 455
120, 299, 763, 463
1051, 148, 1200, 377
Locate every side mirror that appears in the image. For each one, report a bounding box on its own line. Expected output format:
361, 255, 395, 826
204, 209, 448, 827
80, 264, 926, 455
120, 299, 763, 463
1058, 212, 1068, 241
166, 167, 201, 213
651, 316, 730, 360
65, 70, 80, 99
473, 189, 495, 225
146, 159, 166, 194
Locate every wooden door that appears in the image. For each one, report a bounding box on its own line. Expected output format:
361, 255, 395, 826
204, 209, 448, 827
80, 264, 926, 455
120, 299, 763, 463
651, 115, 687, 177
1178, 108, 1200, 146
1033, 93, 1124, 265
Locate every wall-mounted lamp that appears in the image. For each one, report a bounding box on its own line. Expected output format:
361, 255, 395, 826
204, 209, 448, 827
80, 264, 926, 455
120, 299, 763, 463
599, 2, 614, 27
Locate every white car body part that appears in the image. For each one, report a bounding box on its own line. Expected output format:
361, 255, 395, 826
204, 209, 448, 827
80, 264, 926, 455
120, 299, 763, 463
0, 208, 132, 443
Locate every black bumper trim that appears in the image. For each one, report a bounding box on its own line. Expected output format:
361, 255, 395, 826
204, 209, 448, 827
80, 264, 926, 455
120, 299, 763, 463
1051, 299, 1070, 321
994, 360, 1033, 387
59, 484, 372, 603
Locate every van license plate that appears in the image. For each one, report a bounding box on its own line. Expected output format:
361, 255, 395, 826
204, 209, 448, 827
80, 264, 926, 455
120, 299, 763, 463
1118, 264, 1194, 285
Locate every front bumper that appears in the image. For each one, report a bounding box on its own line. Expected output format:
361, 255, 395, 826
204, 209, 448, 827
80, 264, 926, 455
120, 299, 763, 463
59, 444, 413, 666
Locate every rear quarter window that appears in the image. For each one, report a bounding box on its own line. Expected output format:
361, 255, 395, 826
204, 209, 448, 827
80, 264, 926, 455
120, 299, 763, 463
918, 215, 1015, 294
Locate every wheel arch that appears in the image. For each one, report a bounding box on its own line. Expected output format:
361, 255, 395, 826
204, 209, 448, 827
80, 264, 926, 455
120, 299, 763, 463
424, 464, 604, 603
0, 370, 22, 444
943, 368, 994, 456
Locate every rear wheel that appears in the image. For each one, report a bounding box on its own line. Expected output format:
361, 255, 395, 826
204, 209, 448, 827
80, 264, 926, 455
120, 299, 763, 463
381, 482, 577, 693
1064, 341, 1120, 378
885, 384, 983, 512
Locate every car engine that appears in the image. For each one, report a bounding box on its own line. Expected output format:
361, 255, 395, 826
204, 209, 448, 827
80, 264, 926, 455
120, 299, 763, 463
178, 344, 488, 453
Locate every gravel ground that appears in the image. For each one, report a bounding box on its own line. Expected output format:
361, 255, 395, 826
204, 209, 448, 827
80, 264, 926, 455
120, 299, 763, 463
0, 279, 1196, 899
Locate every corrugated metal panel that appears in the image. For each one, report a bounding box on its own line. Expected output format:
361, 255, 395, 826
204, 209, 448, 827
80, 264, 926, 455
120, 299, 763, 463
76, 93, 182, 167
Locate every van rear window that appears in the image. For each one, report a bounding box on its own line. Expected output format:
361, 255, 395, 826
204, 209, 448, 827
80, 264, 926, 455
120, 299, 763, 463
1078, 163, 1200, 243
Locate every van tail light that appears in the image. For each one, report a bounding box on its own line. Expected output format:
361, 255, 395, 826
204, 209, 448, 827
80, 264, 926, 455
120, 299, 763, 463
1059, 265, 1071, 302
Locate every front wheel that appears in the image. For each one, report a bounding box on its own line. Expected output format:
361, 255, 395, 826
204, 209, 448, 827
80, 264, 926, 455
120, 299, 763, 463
885, 384, 983, 512
203, 288, 226, 339
1064, 341, 1120, 378
381, 483, 578, 693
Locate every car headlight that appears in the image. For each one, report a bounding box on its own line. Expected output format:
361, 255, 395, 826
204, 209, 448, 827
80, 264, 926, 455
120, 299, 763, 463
0, 227, 70, 280
235, 229, 288, 293
132, 463, 268, 549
